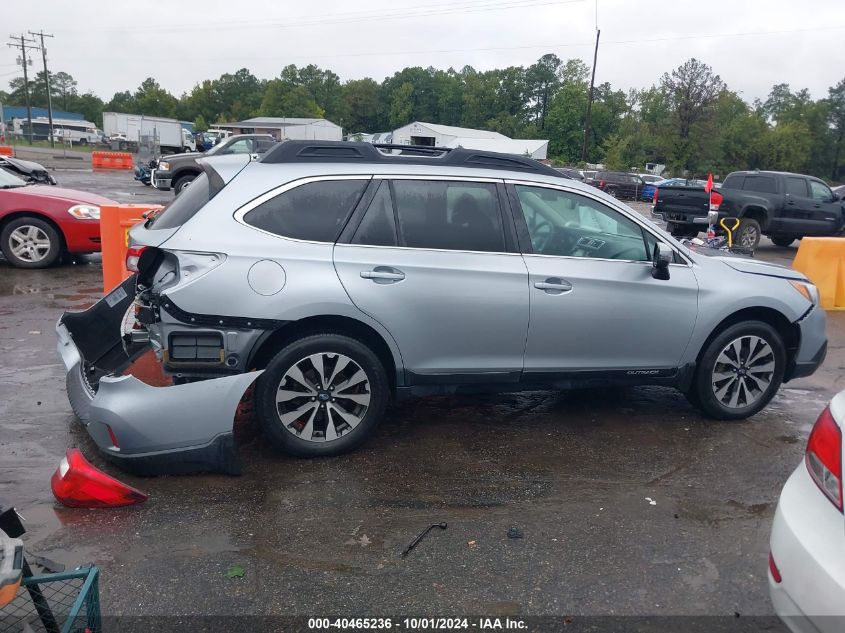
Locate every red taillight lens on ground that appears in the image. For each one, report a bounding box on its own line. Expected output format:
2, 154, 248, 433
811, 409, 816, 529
768, 552, 782, 583
805, 406, 843, 512
125, 245, 147, 273
51, 449, 147, 508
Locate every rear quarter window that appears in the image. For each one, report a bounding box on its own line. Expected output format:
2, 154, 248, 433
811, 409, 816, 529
243, 179, 368, 242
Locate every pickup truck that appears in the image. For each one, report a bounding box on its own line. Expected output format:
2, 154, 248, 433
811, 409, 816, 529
652, 170, 844, 248
151, 134, 276, 194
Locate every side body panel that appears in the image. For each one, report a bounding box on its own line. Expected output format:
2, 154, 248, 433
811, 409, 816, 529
334, 243, 529, 375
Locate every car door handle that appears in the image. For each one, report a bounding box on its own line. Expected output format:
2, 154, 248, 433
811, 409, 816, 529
360, 268, 405, 282
534, 278, 572, 294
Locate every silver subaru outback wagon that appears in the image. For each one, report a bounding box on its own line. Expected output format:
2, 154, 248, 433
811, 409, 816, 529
56, 141, 827, 474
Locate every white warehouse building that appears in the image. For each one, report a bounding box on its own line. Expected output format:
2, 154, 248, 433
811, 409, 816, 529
391, 121, 548, 160
214, 117, 342, 141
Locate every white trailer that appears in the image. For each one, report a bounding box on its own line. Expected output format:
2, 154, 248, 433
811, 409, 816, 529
102, 112, 195, 154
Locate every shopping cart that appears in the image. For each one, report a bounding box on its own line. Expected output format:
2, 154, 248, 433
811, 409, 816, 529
0, 500, 101, 633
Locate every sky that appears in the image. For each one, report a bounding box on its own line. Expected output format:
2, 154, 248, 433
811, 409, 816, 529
3, 0, 845, 105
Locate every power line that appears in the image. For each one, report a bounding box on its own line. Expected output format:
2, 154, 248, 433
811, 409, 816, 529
62, 22, 845, 65
53, 0, 585, 34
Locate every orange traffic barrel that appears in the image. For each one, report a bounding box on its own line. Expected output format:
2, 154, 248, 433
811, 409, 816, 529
792, 237, 845, 310
100, 204, 163, 293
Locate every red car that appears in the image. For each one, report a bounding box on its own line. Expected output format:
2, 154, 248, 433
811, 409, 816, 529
0, 168, 115, 268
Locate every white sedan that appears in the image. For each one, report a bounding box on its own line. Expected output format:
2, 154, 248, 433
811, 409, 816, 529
769, 391, 845, 632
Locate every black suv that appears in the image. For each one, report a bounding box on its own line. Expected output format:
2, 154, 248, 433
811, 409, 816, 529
152, 134, 277, 194
592, 171, 643, 200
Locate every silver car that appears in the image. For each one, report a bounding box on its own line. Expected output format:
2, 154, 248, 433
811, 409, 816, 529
56, 142, 828, 474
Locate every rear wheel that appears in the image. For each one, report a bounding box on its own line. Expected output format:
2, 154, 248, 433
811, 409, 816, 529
255, 333, 389, 457
1, 216, 62, 268
771, 236, 796, 248
691, 320, 785, 420
735, 218, 762, 250
606, 187, 618, 198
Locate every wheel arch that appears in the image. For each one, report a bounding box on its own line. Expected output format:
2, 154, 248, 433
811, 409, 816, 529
247, 314, 400, 393
172, 168, 202, 185
738, 205, 769, 230
694, 306, 799, 370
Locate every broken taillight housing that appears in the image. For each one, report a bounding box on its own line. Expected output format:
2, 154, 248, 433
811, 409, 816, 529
125, 245, 148, 273
805, 406, 843, 512
51, 449, 147, 508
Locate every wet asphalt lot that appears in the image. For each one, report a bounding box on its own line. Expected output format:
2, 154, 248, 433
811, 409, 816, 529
1, 169, 842, 624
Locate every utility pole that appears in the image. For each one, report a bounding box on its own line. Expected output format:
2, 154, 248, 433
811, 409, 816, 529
29, 31, 54, 148
580, 28, 600, 162
7, 34, 39, 145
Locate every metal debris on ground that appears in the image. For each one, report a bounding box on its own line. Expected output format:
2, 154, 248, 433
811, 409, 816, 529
402, 522, 447, 557
507, 527, 524, 539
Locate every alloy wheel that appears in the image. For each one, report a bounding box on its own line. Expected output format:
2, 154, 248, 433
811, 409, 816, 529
275, 352, 371, 442
711, 335, 775, 409
9, 225, 51, 263
739, 226, 758, 248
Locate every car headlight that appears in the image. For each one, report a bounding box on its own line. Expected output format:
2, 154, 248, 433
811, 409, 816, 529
789, 280, 819, 305
157, 161, 170, 171
67, 204, 100, 220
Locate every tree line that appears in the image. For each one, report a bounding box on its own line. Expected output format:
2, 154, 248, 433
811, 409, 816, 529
3, 55, 844, 181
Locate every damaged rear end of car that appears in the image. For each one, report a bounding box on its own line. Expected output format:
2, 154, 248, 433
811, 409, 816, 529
56, 156, 262, 476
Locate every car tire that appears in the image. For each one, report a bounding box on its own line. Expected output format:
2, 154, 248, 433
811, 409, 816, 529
255, 333, 389, 457
606, 187, 618, 198
172, 175, 195, 195
1, 216, 62, 268
691, 320, 786, 420
735, 218, 762, 250
771, 236, 796, 248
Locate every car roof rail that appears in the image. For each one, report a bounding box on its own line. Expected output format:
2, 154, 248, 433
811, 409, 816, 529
259, 140, 563, 177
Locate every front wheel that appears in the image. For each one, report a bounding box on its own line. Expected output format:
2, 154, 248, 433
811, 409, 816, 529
172, 175, 195, 195
1, 216, 62, 268
255, 333, 389, 457
690, 320, 785, 420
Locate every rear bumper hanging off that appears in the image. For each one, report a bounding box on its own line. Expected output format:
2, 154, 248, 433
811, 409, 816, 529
56, 275, 262, 476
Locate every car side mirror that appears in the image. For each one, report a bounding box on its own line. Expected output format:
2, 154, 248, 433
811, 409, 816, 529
652, 243, 672, 280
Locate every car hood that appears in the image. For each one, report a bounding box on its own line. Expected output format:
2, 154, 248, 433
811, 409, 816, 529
689, 246, 806, 281
0, 155, 48, 175
159, 151, 203, 163
13, 185, 117, 206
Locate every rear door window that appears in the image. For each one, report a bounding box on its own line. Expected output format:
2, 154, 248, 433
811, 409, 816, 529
785, 177, 809, 197
742, 175, 777, 194
391, 180, 505, 252
722, 174, 744, 189
243, 178, 368, 242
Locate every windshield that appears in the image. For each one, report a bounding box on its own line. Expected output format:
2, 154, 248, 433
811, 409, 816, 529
0, 168, 27, 188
